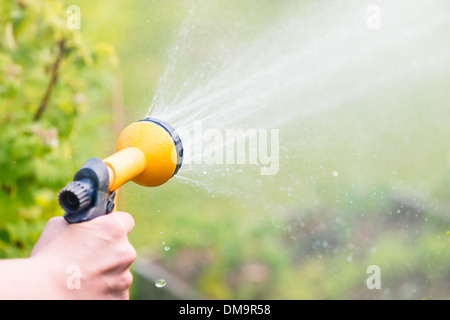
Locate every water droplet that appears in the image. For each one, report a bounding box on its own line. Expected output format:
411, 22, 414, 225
155, 279, 166, 288
164, 246, 170, 251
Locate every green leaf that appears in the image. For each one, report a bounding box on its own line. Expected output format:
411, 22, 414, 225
0, 0, 115, 258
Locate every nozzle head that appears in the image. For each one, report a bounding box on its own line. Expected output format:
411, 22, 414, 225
116, 117, 183, 187
58, 180, 94, 213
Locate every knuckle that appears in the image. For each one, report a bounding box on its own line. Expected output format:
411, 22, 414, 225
112, 224, 127, 239
122, 270, 134, 288
112, 270, 134, 294
92, 213, 134, 240
120, 243, 137, 265
102, 217, 128, 239
110, 242, 137, 270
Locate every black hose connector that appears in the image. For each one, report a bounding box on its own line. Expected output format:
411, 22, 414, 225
58, 180, 95, 213
59, 157, 110, 223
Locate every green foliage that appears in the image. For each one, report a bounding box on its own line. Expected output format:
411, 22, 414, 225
0, 0, 115, 258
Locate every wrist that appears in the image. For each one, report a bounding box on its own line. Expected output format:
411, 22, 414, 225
0, 257, 53, 299
28, 254, 76, 299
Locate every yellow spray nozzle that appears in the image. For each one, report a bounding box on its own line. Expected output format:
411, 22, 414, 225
105, 118, 182, 189
58, 117, 183, 223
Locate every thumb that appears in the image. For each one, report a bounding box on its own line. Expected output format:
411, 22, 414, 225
30, 216, 68, 257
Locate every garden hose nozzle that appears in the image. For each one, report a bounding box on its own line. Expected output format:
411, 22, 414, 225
58, 118, 183, 223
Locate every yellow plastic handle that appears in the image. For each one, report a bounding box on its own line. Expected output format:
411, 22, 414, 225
103, 146, 147, 191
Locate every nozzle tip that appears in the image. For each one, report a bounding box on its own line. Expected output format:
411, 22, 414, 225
58, 180, 94, 213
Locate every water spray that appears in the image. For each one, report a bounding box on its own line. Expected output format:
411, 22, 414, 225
58, 118, 183, 223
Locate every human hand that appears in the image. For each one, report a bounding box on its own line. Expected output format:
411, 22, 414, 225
29, 212, 137, 299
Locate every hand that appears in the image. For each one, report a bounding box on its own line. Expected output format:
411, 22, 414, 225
29, 212, 137, 299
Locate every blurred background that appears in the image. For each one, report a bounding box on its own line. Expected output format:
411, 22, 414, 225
0, 0, 449, 299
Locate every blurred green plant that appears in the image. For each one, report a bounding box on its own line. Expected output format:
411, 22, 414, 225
0, 0, 116, 258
